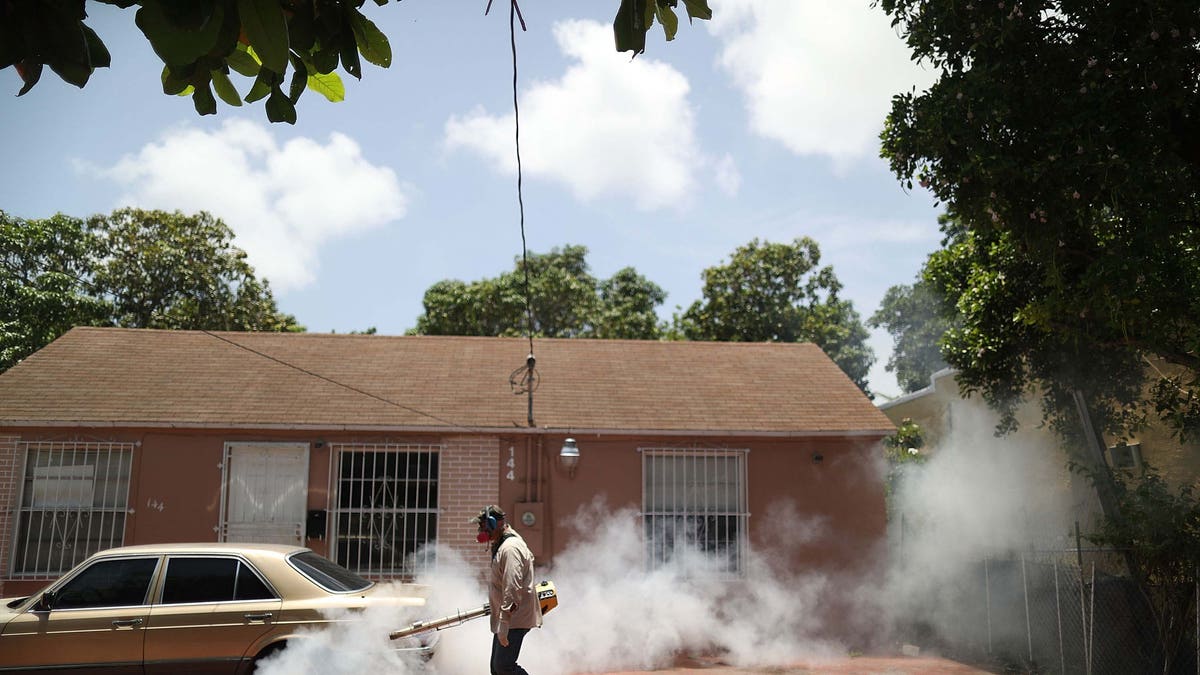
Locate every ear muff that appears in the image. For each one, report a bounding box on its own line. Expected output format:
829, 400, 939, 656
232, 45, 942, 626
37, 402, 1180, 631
476, 507, 499, 543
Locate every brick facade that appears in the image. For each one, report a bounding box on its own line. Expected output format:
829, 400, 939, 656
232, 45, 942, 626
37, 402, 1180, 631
0, 435, 21, 595
439, 435, 500, 570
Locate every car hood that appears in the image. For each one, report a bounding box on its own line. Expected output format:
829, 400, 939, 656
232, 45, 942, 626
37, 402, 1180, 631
0, 596, 32, 630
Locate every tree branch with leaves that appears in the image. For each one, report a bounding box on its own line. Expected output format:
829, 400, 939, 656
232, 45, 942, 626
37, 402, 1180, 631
2, 0, 711, 123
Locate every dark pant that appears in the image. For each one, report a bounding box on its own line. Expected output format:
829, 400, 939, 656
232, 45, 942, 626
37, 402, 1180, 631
490, 628, 531, 675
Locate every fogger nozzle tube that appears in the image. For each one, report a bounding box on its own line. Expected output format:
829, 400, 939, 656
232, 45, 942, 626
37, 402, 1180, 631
389, 605, 490, 640
388, 580, 558, 641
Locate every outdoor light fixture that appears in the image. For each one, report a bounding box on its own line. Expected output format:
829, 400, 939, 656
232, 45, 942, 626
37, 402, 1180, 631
559, 438, 579, 477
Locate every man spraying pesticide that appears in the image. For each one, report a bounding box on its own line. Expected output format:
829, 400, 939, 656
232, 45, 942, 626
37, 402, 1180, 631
390, 506, 556, 674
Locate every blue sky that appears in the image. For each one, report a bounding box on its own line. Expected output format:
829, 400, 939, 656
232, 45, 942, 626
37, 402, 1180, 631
1, 1, 942, 400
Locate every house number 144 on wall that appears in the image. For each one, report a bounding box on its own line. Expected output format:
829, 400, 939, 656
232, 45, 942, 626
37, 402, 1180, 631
506, 447, 516, 481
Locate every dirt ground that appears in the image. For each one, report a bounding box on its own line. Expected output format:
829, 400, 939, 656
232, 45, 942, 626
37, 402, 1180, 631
589, 653, 997, 675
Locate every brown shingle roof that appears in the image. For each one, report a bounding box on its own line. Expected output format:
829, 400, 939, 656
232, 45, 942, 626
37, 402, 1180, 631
0, 327, 892, 435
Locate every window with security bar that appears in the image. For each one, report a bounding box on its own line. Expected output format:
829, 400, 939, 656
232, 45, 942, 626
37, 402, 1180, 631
13, 442, 135, 577
330, 444, 439, 579
641, 447, 749, 575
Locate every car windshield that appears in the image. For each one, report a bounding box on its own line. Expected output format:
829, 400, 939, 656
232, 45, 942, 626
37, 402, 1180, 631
288, 551, 373, 593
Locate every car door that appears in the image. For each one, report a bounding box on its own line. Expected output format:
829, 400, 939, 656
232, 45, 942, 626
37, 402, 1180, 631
0, 555, 158, 675
144, 555, 282, 675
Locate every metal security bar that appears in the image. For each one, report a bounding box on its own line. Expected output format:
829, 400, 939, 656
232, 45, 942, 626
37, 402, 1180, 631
329, 444, 439, 579
640, 447, 749, 576
12, 441, 135, 577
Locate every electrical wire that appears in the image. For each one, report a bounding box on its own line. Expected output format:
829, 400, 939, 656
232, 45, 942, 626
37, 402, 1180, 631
201, 330, 482, 432
1, 238, 487, 433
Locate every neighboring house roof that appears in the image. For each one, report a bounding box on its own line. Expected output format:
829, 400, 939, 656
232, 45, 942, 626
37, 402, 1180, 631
0, 327, 893, 436
876, 368, 958, 411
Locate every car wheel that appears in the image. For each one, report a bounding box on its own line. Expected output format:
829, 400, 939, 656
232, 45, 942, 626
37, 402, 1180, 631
250, 642, 287, 674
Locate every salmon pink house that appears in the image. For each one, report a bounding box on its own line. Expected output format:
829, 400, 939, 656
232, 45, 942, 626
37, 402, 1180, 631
0, 327, 892, 607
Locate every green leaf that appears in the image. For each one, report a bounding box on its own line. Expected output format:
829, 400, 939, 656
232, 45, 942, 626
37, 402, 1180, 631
680, 0, 712, 21
80, 24, 111, 68
265, 86, 297, 124
226, 45, 260, 77
48, 57, 91, 88
161, 65, 191, 95
348, 8, 391, 68
339, 12, 362, 79
614, 0, 647, 54
0, 15, 20, 69
654, 2, 679, 42
306, 69, 344, 102
192, 80, 217, 115
210, 69, 242, 106
15, 61, 43, 96
236, 0, 288, 75
135, 0, 224, 66
311, 47, 338, 75
158, 0, 217, 31
287, 53, 307, 103
244, 69, 273, 102
286, 2, 316, 52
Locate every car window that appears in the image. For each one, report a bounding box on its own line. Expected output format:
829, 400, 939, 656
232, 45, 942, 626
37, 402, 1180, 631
288, 551, 373, 592
161, 557, 276, 604
53, 557, 158, 610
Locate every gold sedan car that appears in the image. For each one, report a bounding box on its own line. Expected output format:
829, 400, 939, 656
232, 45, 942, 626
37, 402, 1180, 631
0, 543, 435, 674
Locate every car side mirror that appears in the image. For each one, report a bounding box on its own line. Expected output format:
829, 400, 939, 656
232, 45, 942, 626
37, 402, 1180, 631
33, 591, 55, 612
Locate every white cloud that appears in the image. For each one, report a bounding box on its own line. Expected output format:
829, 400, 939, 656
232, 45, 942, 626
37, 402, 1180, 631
710, 0, 938, 169
714, 153, 742, 196
98, 119, 408, 292
444, 19, 702, 211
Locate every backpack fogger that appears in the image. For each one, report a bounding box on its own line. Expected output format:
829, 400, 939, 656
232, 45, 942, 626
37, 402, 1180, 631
389, 580, 558, 641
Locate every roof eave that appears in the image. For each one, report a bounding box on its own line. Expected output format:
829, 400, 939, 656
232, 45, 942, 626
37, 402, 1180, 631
0, 419, 893, 438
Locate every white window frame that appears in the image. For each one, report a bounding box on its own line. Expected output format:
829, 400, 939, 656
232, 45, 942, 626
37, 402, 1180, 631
1108, 441, 1144, 471
640, 446, 750, 576
10, 441, 136, 578
328, 443, 440, 579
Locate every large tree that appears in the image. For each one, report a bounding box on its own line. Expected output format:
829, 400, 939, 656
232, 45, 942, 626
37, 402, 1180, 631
411, 244, 666, 340
0, 212, 110, 373
0, 208, 300, 372
90, 208, 300, 332
676, 237, 875, 395
868, 276, 953, 396
880, 7, 1200, 666
2, 0, 711, 123
880, 1, 1200, 442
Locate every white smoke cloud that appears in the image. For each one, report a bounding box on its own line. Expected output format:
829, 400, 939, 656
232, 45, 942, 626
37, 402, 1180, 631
257, 497, 861, 674
881, 397, 1094, 646
463, 497, 843, 672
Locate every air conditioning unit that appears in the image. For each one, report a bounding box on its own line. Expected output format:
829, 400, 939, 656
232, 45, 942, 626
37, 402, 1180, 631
1108, 442, 1143, 471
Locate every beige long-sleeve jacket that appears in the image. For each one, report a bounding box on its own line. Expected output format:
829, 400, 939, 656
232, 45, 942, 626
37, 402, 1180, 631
488, 527, 542, 640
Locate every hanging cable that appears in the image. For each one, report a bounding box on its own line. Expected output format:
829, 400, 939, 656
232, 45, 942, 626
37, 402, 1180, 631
487, 0, 537, 426
1, 253, 489, 433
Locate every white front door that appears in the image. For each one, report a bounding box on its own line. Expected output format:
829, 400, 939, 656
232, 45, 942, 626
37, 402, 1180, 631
221, 443, 309, 545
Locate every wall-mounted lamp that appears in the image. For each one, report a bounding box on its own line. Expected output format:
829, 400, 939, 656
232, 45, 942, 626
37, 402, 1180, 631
812, 452, 824, 465
560, 438, 579, 478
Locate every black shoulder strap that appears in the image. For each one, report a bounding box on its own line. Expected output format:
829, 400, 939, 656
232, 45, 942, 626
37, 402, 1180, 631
492, 532, 516, 560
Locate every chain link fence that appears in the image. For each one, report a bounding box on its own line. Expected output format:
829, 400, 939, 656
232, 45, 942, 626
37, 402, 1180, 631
901, 549, 1199, 674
